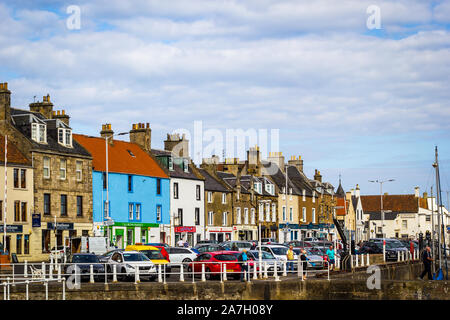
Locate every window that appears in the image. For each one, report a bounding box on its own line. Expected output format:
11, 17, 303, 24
44, 194, 51, 216
76, 196, 83, 217
103, 201, 109, 218
183, 158, 189, 173
60, 159, 66, 180
129, 203, 134, 220
173, 182, 179, 199
272, 204, 276, 222
312, 208, 316, 223
156, 178, 161, 195
236, 208, 241, 224
135, 204, 141, 220
21, 202, 27, 221
195, 207, 200, 226
177, 209, 183, 226
156, 205, 162, 222
402, 220, 407, 229
196, 185, 201, 200
13, 168, 19, 188
58, 129, 64, 144
312, 191, 316, 203
76, 161, 82, 181
282, 206, 286, 222
128, 175, 133, 192
289, 207, 293, 222
20, 169, 26, 188
426, 215, 431, 222
60, 195, 67, 216
168, 157, 174, 171
207, 192, 212, 203
65, 129, 72, 146
39, 124, 46, 143
303, 190, 306, 201
266, 203, 270, 222
43, 157, 50, 178
302, 207, 306, 222
249, 208, 253, 225
32, 123, 46, 143
208, 211, 213, 226
222, 212, 227, 226
14, 201, 20, 221
31, 123, 37, 141
222, 193, 226, 204
254, 182, 262, 194
259, 203, 263, 221
16, 235, 22, 255
24, 235, 29, 255
58, 128, 72, 147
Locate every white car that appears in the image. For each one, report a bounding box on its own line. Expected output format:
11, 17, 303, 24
166, 247, 198, 264
107, 251, 157, 281
261, 245, 298, 262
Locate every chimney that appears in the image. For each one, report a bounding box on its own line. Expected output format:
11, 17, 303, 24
314, 169, 322, 182
0, 82, 11, 123
29, 94, 54, 119
267, 151, 285, 172
423, 192, 428, 200
288, 155, 303, 172
100, 123, 114, 144
355, 184, 360, 198
247, 145, 261, 175
414, 186, 420, 198
130, 122, 151, 152
164, 133, 189, 158
53, 109, 70, 126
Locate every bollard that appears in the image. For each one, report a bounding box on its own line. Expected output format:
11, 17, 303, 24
12, 265, 15, 284
7, 278, 10, 300
90, 265, 95, 283
3, 283, 5, 300
274, 261, 280, 281
24, 260, 28, 278
26, 280, 29, 300
253, 262, 258, 280
64, 254, 67, 264
62, 278, 66, 300
223, 263, 227, 281
179, 263, 184, 282
163, 264, 166, 284
57, 264, 62, 282
192, 262, 195, 283
367, 254, 370, 266
104, 264, 108, 285
327, 261, 330, 281
158, 264, 162, 283
297, 258, 301, 278
112, 264, 118, 283
300, 260, 304, 281
201, 264, 206, 282
44, 280, 48, 301
263, 261, 268, 279
49, 263, 54, 280
282, 261, 287, 277
244, 262, 248, 282
134, 265, 140, 284
42, 262, 46, 279
355, 255, 359, 267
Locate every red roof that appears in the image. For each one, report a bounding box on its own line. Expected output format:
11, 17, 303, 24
336, 197, 347, 216
74, 134, 168, 179
0, 134, 30, 166
360, 194, 419, 213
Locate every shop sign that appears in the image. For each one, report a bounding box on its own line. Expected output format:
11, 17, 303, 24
47, 222, 74, 230
32, 213, 41, 227
174, 226, 196, 233
0, 225, 23, 233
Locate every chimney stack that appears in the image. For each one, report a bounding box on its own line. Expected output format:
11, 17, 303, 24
164, 133, 189, 158
314, 169, 322, 183
288, 155, 303, 173
53, 109, 70, 126
29, 94, 54, 119
100, 123, 114, 145
0, 82, 11, 124
267, 151, 285, 172
130, 122, 151, 152
414, 186, 420, 198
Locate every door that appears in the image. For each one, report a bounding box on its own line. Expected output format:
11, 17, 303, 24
127, 229, 133, 246
217, 233, 224, 243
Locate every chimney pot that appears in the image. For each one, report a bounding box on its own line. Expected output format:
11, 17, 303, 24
57, 110, 60, 115
0, 83, 3, 90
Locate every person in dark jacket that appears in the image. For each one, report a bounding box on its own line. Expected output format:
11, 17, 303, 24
300, 249, 308, 280
419, 246, 433, 280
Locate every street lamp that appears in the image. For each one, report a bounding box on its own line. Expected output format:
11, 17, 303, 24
369, 179, 395, 262
104, 131, 129, 249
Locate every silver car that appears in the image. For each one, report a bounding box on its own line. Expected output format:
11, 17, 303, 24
107, 251, 157, 281
248, 250, 283, 273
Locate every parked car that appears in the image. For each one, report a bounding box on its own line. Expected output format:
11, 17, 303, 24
187, 251, 241, 280
166, 247, 198, 265
227, 250, 255, 268
261, 238, 277, 244
193, 244, 227, 254
260, 245, 298, 263
220, 241, 253, 252
125, 245, 171, 277
303, 237, 319, 242
248, 250, 283, 272
145, 242, 170, 248
359, 240, 399, 261
98, 249, 124, 263
107, 251, 157, 281
302, 249, 325, 269
64, 253, 105, 281
196, 240, 219, 245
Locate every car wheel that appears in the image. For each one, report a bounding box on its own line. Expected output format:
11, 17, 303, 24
205, 267, 212, 280
119, 268, 128, 281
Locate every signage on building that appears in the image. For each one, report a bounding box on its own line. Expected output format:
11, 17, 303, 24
174, 226, 196, 233
32, 213, 41, 227
208, 227, 233, 233
0, 225, 23, 233
47, 222, 74, 230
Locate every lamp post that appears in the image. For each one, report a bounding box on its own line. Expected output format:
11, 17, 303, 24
2, 135, 7, 253
104, 131, 129, 249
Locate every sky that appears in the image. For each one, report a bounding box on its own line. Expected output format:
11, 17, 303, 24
1, 0, 450, 200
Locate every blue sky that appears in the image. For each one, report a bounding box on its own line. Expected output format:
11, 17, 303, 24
1, 0, 450, 200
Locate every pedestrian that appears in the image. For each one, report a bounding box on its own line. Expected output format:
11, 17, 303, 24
177, 239, 184, 247
419, 246, 433, 280
300, 249, 308, 280
250, 242, 257, 250
410, 241, 414, 257
326, 245, 335, 271
286, 245, 295, 273
184, 241, 189, 248
239, 249, 249, 281
232, 243, 238, 251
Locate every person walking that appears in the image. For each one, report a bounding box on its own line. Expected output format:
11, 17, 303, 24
326, 245, 335, 271
419, 246, 433, 280
239, 249, 249, 281
286, 245, 295, 273
300, 249, 308, 280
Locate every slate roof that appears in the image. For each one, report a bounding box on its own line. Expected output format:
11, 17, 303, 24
335, 182, 346, 198
74, 135, 168, 178
197, 168, 230, 192
368, 211, 399, 221
262, 162, 301, 195
351, 196, 359, 210
10, 108, 91, 158
286, 166, 315, 196
217, 172, 252, 194
361, 194, 419, 214
0, 134, 31, 166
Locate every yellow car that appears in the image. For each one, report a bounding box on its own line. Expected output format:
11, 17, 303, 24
125, 245, 171, 277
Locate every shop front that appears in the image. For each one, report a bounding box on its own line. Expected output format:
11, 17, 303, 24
233, 225, 257, 241
206, 226, 232, 243
108, 222, 160, 249
174, 226, 197, 247
278, 223, 300, 242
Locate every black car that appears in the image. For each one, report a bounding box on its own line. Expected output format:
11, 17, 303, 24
358, 241, 398, 261
64, 253, 106, 281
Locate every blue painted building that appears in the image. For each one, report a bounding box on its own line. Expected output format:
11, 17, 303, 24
75, 126, 170, 248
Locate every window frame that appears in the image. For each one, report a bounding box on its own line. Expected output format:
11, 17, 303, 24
59, 159, 67, 181
43, 157, 50, 179
60, 194, 68, 216
76, 161, 83, 182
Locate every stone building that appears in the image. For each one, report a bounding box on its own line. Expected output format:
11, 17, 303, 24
0, 83, 93, 261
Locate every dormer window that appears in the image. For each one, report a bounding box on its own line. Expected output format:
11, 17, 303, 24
254, 182, 262, 194
168, 157, 174, 171
183, 158, 189, 173
32, 123, 47, 143
58, 128, 72, 147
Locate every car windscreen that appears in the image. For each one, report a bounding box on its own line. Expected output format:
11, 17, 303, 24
236, 242, 252, 248
123, 253, 150, 261
270, 247, 288, 255
388, 241, 404, 248
72, 255, 100, 263
141, 250, 165, 260
214, 254, 237, 261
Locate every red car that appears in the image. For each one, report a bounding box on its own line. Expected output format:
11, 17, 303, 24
188, 251, 241, 280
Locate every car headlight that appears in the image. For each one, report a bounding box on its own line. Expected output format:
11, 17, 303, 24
125, 264, 135, 270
